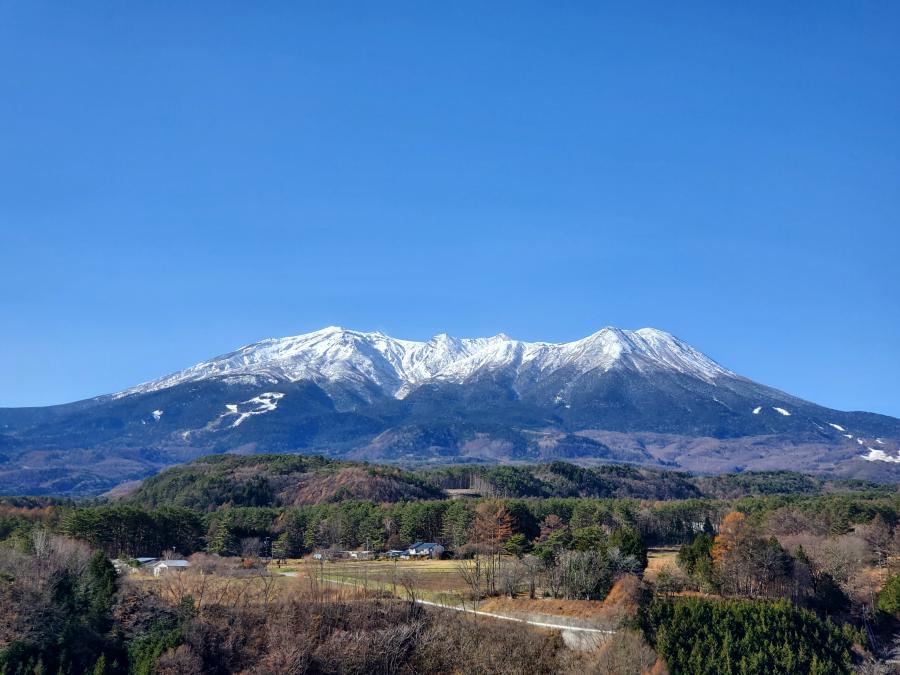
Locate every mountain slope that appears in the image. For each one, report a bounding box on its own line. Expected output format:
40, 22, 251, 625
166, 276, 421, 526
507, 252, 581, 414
1, 326, 899, 495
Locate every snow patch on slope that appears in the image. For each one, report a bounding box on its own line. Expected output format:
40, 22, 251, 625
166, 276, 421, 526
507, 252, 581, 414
773, 407, 791, 416
828, 423, 845, 432
862, 447, 900, 464
221, 392, 285, 428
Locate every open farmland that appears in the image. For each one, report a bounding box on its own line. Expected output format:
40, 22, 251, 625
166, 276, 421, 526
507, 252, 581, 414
274, 557, 471, 604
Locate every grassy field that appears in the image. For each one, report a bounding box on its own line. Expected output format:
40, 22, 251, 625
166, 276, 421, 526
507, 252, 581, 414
270, 558, 470, 604
644, 547, 679, 582
269, 548, 680, 607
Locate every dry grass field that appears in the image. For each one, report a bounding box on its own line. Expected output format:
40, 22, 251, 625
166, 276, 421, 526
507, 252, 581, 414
644, 546, 680, 582
266, 555, 649, 627
271, 557, 470, 604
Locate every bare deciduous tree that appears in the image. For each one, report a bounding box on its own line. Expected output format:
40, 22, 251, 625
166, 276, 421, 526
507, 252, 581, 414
591, 629, 660, 675
241, 537, 262, 561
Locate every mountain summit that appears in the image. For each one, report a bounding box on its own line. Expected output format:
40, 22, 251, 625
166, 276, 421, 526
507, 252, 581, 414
1, 326, 898, 495
120, 326, 734, 402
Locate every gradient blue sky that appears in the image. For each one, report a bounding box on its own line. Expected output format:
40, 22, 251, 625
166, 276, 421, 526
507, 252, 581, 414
1, 2, 898, 415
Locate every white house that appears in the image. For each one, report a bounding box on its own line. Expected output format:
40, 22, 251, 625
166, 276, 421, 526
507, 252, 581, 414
407, 542, 444, 559
152, 560, 191, 577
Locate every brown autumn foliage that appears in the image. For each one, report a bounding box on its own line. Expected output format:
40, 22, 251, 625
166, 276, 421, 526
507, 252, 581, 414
471, 501, 514, 551
538, 514, 568, 543
604, 574, 642, 613
711, 511, 747, 565
590, 629, 662, 675
286, 467, 440, 505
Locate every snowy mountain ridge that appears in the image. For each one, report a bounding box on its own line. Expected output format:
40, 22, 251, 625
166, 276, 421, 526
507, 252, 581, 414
119, 325, 736, 400
4, 325, 900, 496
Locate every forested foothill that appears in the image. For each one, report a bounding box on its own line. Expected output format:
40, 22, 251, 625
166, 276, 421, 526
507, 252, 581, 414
122, 454, 889, 510
0, 454, 898, 673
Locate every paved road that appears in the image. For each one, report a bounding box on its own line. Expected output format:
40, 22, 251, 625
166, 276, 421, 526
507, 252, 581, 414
415, 598, 615, 634
281, 571, 615, 648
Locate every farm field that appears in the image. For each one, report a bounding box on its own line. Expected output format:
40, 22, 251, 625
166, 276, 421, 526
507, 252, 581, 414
272, 557, 470, 604
268, 551, 668, 623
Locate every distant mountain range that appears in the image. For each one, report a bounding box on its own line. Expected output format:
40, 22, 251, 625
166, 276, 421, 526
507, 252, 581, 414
1, 325, 898, 495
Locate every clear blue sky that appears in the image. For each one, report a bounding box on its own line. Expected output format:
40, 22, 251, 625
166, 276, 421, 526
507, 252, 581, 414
1, 2, 898, 416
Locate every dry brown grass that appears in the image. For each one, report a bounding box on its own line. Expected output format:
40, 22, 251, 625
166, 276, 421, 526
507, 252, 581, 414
478, 597, 603, 619
604, 575, 641, 612
474, 574, 643, 629
286, 558, 471, 597
644, 547, 679, 582
133, 568, 612, 674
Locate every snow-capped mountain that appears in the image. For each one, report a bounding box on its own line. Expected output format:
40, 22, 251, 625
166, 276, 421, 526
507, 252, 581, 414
120, 326, 734, 402
1, 325, 899, 496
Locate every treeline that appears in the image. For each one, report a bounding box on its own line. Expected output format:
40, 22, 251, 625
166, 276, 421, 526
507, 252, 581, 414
420, 463, 889, 501
57, 497, 709, 559
33, 490, 900, 561
62, 507, 206, 558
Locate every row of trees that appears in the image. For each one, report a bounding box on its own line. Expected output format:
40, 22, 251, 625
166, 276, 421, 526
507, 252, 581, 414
61, 506, 205, 558
2, 491, 897, 564
453, 501, 649, 602
264, 497, 696, 560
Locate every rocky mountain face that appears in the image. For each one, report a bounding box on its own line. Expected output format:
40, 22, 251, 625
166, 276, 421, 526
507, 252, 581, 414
1, 326, 898, 495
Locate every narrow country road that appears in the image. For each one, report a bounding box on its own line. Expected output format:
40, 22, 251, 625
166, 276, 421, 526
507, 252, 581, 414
280, 571, 616, 648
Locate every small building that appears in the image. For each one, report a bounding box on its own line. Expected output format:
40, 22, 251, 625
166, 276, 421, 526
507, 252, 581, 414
152, 560, 190, 577
407, 542, 444, 559
112, 556, 158, 575
312, 550, 343, 561
347, 550, 374, 560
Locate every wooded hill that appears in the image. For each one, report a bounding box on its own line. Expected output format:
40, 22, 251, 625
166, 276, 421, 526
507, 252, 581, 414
121, 454, 444, 509
119, 453, 892, 510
